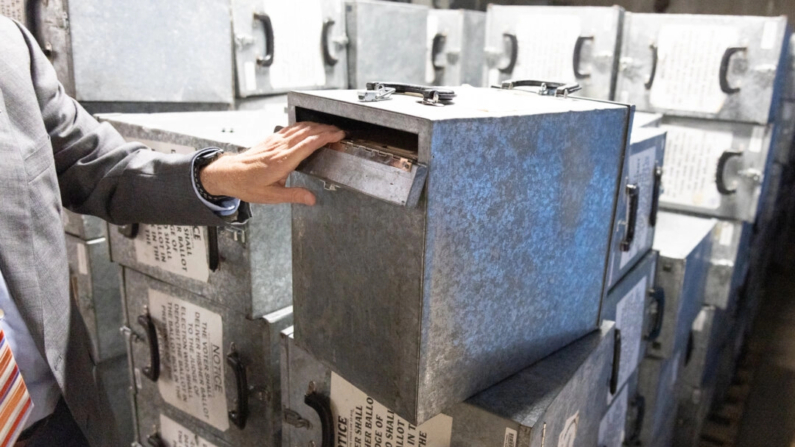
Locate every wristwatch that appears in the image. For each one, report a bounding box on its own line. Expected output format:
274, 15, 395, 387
193, 149, 228, 203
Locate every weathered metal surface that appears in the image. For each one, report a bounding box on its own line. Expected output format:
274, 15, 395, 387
774, 101, 795, 164
650, 212, 715, 360
64, 234, 124, 362
658, 116, 775, 223
98, 355, 135, 446
680, 306, 729, 391
601, 250, 657, 403
122, 268, 292, 447
616, 13, 789, 124
289, 87, 629, 424
99, 110, 292, 319
62, 209, 105, 240
484, 5, 623, 100
282, 322, 615, 447
637, 351, 683, 447
606, 128, 665, 288
427, 9, 487, 87
705, 220, 753, 310
346, 0, 429, 88
674, 378, 717, 447
598, 370, 640, 447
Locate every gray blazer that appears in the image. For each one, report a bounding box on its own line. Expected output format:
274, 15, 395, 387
0, 16, 238, 445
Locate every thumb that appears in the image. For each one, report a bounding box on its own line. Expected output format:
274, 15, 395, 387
259, 185, 317, 206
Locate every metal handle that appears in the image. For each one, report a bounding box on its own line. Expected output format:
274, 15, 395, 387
304, 386, 334, 447
629, 395, 646, 444
573, 36, 594, 79
645, 287, 665, 341
685, 330, 695, 366
227, 347, 249, 429
207, 226, 220, 271
431, 33, 447, 71
365, 82, 456, 104
254, 12, 274, 67
137, 310, 160, 382
499, 33, 518, 74
716, 150, 743, 195
720, 47, 747, 94
322, 19, 338, 66
649, 164, 662, 227
498, 79, 582, 97
118, 224, 139, 239
610, 329, 622, 395
644, 44, 658, 90
620, 183, 639, 252
146, 433, 165, 447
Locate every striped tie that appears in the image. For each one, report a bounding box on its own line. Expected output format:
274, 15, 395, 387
0, 328, 33, 447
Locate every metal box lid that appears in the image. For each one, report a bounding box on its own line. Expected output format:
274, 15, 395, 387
653, 212, 716, 261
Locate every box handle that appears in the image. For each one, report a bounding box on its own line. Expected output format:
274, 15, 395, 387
499, 33, 518, 74
645, 286, 665, 341
720, 47, 747, 94
117, 224, 138, 239
431, 33, 447, 71
644, 43, 658, 90
620, 183, 639, 252
322, 19, 339, 66
610, 329, 622, 395
498, 79, 582, 97
305, 383, 335, 447
207, 226, 220, 271
146, 432, 165, 447
649, 164, 662, 227
573, 36, 594, 79
628, 394, 646, 444
362, 82, 456, 105
253, 12, 274, 67
137, 307, 160, 382
227, 345, 249, 429
716, 150, 743, 195
685, 330, 695, 366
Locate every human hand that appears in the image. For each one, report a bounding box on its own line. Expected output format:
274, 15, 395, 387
199, 122, 345, 205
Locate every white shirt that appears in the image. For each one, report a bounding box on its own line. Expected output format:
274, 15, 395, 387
0, 268, 60, 429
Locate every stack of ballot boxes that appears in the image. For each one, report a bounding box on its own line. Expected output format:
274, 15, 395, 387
615, 13, 793, 446
101, 108, 297, 447
280, 84, 633, 445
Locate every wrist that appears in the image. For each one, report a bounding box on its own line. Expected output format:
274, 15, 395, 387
198, 153, 233, 198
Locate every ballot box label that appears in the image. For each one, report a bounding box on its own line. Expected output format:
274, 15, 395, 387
513, 15, 581, 84
329, 372, 453, 447
150, 289, 228, 431
160, 414, 219, 447
134, 225, 210, 282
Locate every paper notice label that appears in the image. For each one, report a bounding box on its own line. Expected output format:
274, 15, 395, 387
718, 221, 735, 247
265, 0, 327, 89
245, 61, 257, 92
503, 427, 518, 447
134, 225, 210, 282
159, 415, 219, 447
761, 21, 779, 50
514, 15, 581, 83
660, 126, 734, 210
620, 147, 657, 268
330, 372, 453, 447
558, 411, 579, 447
425, 14, 440, 84
615, 275, 648, 391
599, 385, 629, 447
650, 25, 739, 114
137, 138, 196, 156
150, 289, 228, 431
77, 242, 88, 276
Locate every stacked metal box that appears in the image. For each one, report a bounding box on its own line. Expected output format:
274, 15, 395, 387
99, 109, 296, 447
426, 9, 487, 87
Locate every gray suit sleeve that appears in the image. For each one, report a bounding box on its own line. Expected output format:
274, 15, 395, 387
14, 21, 244, 227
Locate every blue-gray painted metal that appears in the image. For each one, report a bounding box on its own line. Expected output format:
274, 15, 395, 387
680, 306, 730, 391
599, 369, 640, 447
288, 87, 629, 424
637, 351, 683, 447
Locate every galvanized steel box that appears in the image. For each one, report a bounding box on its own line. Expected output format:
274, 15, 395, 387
598, 370, 640, 447
484, 5, 623, 100
705, 220, 753, 310
99, 110, 291, 318
680, 306, 729, 390
288, 87, 630, 424
121, 268, 292, 447
426, 9, 487, 87
616, 13, 790, 124
62, 209, 105, 240
650, 212, 715, 360
636, 351, 684, 447
281, 322, 616, 447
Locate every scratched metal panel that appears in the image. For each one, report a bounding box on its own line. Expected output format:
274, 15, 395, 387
346, 0, 429, 88
98, 110, 291, 319
484, 5, 623, 100
282, 323, 615, 447
650, 212, 715, 360
67, 0, 234, 103
637, 352, 683, 447
605, 127, 665, 288
599, 369, 640, 447
289, 87, 628, 424
705, 220, 753, 310
123, 268, 291, 447
616, 13, 789, 124
62, 209, 105, 240
428, 9, 487, 87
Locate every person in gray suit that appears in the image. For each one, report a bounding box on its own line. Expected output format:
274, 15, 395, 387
0, 16, 344, 446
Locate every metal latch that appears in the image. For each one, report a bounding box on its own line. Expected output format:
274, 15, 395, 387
497, 79, 582, 97
358, 86, 395, 102
359, 82, 456, 106
738, 168, 763, 183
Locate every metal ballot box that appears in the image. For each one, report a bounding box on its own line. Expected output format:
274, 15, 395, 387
681, 306, 730, 391
346, 0, 429, 88
636, 351, 684, 447
484, 5, 623, 100
674, 380, 717, 447
598, 371, 640, 447
231, 0, 347, 97
288, 86, 630, 424
782, 34, 795, 101
705, 220, 753, 310
632, 111, 663, 130
605, 128, 665, 289
657, 117, 776, 223
426, 9, 487, 87
601, 251, 659, 404
100, 110, 291, 319
98, 356, 135, 446
774, 101, 795, 164
650, 212, 715, 360
121, 268, 292, 447
65, 234, 124, 362
616, 13, 790, 125
63, 210, 105, 240
281, 322, 617, 447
